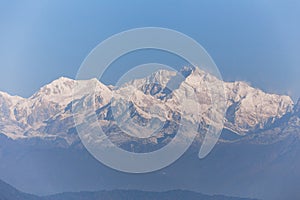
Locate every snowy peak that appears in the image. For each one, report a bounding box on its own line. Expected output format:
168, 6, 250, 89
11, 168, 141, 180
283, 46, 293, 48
123, 69, 176, 94
0, 68, 296, 142
111, 67, 294, 136
147, 69, 177, 85
30, 77, 76, 104
0, 91, 24, 105
126, 67, 294, 134
0, 91, 24, 119
180, 65, 197, 77
28, 77, 111, 106
5, 77, 111, 133
224, 81, 293, 133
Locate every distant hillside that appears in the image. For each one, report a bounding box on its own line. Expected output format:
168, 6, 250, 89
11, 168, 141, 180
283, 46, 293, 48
0, 179, 255, 200
44, 190, 256, 200
0, 179, 38, 200
1, 68, 299, 199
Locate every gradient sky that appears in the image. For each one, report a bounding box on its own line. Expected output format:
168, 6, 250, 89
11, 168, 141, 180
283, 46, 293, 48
0, 0, 299, 101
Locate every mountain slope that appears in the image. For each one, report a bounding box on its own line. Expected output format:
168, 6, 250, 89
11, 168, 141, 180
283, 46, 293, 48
0, 67, 294, 144
44, 190, 256, 200
0, 178, 256, 200
0, 179, 38, 200
0, 67, 298, 200
224, 81, 293, 134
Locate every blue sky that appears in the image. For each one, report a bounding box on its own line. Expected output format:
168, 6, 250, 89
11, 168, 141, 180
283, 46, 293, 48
0, 0, 299, 101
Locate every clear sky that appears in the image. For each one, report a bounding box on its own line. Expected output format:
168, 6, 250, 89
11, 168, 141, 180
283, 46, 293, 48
0, 0, 299, 101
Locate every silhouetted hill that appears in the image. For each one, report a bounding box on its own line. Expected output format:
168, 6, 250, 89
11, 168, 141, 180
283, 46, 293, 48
0, 179, 38, 200
44, 190, 256, 200
0, 179, 256, 200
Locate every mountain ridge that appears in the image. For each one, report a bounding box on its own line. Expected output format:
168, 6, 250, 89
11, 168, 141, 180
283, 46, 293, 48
0, 178, 257, 200
0, 68, 299, 199
0, 67, 295, 145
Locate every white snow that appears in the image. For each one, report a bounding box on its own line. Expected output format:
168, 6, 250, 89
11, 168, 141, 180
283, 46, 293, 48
0, 68, 295, 142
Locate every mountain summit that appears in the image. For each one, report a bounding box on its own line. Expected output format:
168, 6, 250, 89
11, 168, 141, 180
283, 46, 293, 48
0, 67, 294, 143
0, 67, 299, 200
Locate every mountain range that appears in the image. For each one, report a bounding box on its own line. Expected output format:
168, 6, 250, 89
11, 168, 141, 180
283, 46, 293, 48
0, 66, 299, 200
0, 178, 256, 200
0, 66, 293, 141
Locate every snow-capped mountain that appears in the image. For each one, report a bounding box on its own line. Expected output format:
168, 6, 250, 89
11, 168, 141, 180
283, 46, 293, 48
0, 67, 294, 145
224, 81, 293, 134
0, 67, 299, 200
0, 92, 25, 139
